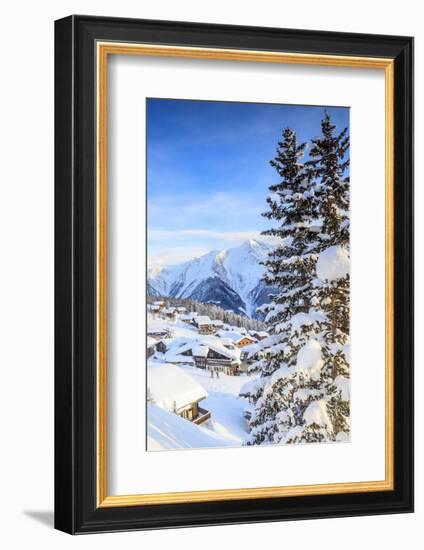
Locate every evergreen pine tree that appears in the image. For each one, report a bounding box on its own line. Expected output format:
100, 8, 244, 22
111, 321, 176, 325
307, 112, 350, 250
261, 128, 319, 326
246, 128, 328, 445
307, 112, 351, 440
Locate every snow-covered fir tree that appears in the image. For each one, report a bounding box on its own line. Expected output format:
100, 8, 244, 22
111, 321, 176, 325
245, 128, 333, 445
308, 112, 350, 250
261, 128, 320, 322
308, 113, 350, 344
244, 115, 352, 446
307, 112, 351, 440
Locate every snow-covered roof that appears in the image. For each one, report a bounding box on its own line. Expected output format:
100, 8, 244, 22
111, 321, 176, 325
148, 362, 207, 412
204, 343, 239, 361
147, 336, 157, 348
241, 335, 256, 343
211, 319, 224, 326
193, 339, 240, 361
192, 344, 209, 357
206, 336, 240, 357
216, 330, 255, 344
164, 344, 194, 364
179, 312, 198, 321
164, 335, 241, 363
219, 337, 235, 347
148, 329, 170, 337
162, 307, 176, 314
242, 342, 259, 354
226, 325, 242, 332
241, 344, 262, 361
217, 330, 239, 341
196, 315, 213, 325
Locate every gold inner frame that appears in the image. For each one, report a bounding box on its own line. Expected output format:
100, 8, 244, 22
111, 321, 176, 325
96, 42, 395, 508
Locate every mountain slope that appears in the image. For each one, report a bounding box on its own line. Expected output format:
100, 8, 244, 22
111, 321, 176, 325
148, 239, 279, 318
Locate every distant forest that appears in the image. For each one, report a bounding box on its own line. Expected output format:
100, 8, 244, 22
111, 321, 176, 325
147, 295, 268, 331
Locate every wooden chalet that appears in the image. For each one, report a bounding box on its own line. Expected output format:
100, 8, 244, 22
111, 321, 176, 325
235, 335, 257, 348
192, 344, 241, 376
147, 336, 157, 359
162, 307, 177, 320
195, 315, 215, 335
148, 363, 211, 425
155, 339, 168, 353
211, 319, 224, 331
219, 337, 238, 351
250, 330, 269, 341
147, 328, 170, 340
217, 330, 256, 349
180, 312, 198, 325
164, 338, 241, 376
151, 300, 165, 312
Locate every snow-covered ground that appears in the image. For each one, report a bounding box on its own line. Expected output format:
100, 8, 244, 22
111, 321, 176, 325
147, 312, 258, 451
148, 316, 198, 339
147, 404, 231, 450
148, 360, 255, 451
178, 364, 252, 444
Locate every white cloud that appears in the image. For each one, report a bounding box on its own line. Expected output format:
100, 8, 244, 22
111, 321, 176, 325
147, 190, 276, 267
148, 189, 268, 229
148, 231, 279, 268
149, 229, 265, 242
148, 246, 209, 267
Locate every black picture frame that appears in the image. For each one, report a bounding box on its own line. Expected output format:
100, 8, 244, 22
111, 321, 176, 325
55, 15, 414, 534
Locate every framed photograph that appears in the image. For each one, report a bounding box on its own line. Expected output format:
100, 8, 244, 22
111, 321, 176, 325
54, 15, 414, 534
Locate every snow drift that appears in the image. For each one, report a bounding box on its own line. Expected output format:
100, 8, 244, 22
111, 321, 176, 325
316, 245, 349, 281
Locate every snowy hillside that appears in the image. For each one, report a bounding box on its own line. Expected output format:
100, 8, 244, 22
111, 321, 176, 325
148, 404, 231, 450
148, 239, 279, 317
146, 311, 259, 451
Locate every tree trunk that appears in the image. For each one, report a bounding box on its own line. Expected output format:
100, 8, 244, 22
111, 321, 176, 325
331, 292, 336, 343
331, 291, 337, 378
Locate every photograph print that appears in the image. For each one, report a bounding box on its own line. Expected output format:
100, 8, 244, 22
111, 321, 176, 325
146, 98, 350, 451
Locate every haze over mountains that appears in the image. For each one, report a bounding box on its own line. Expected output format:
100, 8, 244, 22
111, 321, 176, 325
147, 239, 278, 318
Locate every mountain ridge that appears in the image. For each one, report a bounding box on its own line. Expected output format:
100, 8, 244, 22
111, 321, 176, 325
148, 239, 279, 318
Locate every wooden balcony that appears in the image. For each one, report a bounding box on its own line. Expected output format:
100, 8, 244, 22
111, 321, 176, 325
207, 358, 239, 367
193, 407, 211, 425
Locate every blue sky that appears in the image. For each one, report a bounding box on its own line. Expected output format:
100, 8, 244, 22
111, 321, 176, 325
147, 98, 349, 267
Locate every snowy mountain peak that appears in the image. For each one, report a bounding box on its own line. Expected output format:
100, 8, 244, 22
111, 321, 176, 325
245, 238, 261, 248
148, 239, 278, 318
